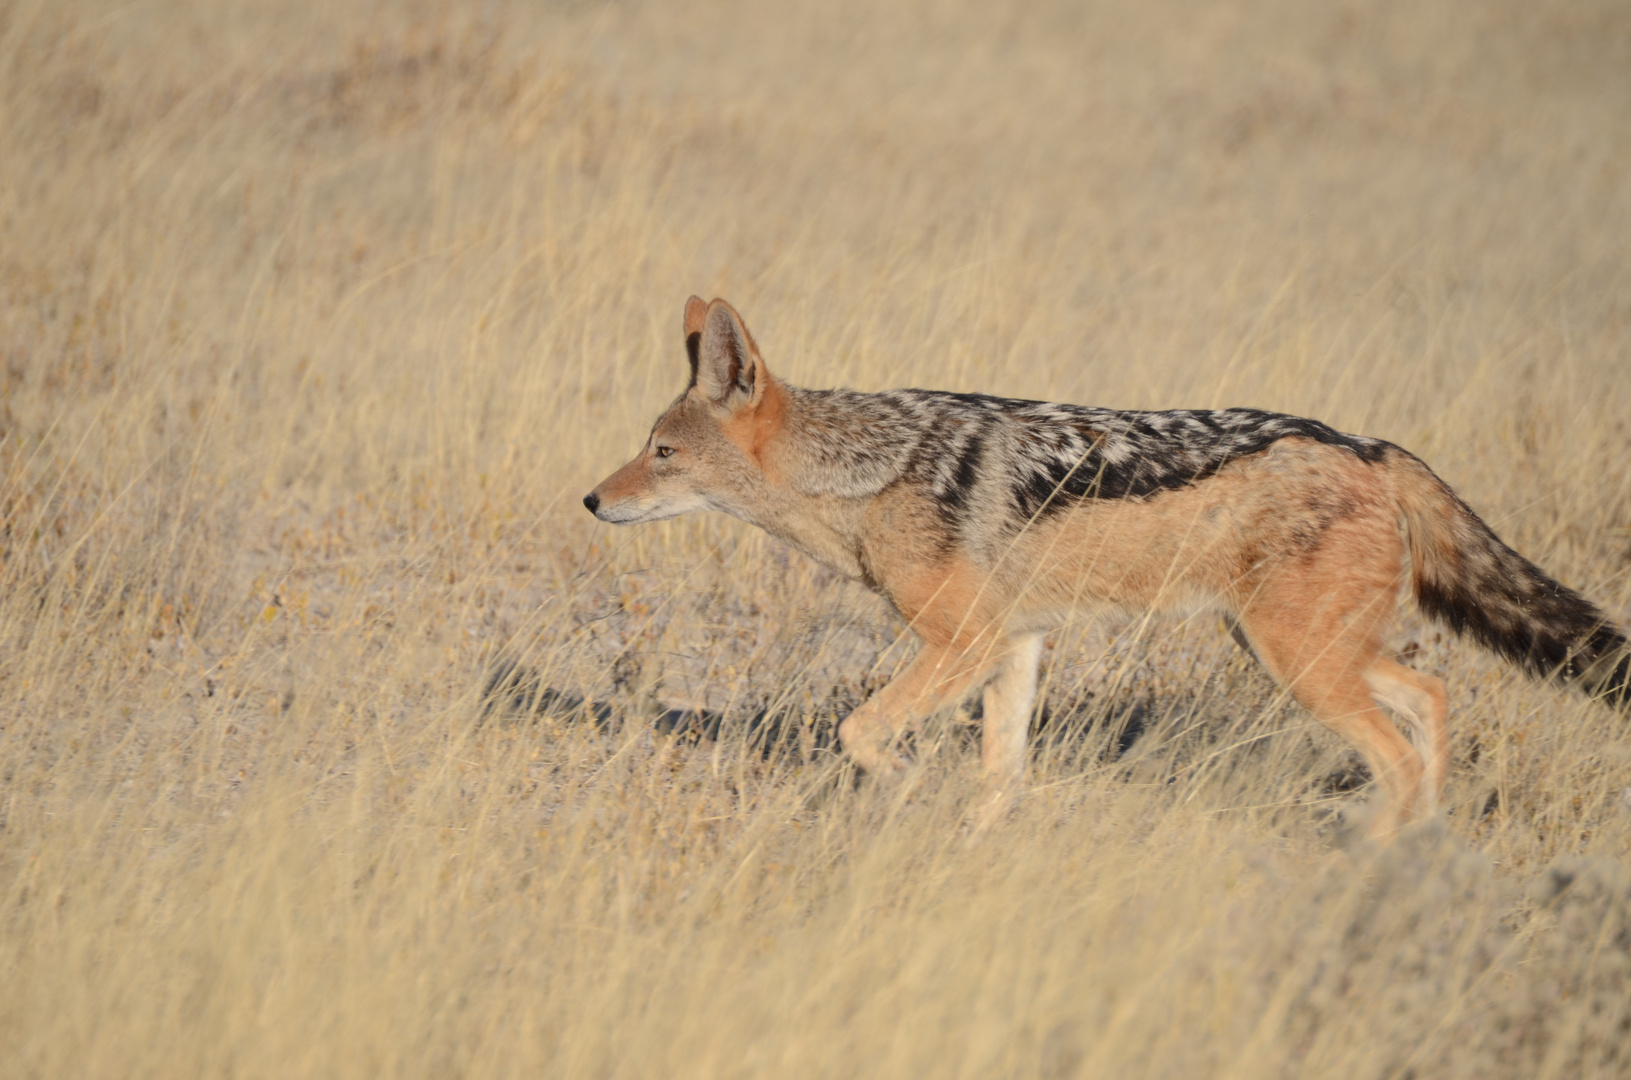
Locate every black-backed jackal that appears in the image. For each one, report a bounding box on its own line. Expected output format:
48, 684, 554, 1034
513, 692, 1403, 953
585, 298, 1630, 837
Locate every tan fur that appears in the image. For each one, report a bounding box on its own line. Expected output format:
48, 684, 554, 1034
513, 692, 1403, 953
586, 299, 1630, 841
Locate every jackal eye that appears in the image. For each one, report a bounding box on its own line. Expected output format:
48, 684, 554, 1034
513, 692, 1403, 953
654, 445, 675, 459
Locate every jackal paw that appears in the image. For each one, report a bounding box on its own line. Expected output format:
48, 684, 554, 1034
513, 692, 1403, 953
848, 743, 912, 780
838, 715, 911, 779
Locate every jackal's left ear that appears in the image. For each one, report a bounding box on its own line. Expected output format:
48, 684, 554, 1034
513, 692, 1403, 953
695, 299, 764, 409
683, 296, 708, 382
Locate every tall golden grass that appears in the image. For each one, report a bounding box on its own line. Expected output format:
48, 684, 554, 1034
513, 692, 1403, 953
4, 0, 1631, 1075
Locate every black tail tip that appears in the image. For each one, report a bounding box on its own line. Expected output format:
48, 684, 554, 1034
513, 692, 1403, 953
1597, 652, 1631, 712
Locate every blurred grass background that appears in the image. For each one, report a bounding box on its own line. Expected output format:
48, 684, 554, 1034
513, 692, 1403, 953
3, 0, 1631, 1075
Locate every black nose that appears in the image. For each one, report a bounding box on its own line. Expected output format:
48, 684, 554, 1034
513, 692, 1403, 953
583, 493, 600, 514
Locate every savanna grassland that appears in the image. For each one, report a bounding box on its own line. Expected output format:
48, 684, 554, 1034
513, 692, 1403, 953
4, 1, 1631, 1075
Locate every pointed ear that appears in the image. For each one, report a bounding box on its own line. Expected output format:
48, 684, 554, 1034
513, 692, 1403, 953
683, 296, 708, 382
694, 299, 764, 408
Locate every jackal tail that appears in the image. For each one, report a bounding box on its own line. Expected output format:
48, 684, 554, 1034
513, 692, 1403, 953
1395, 452, 1631, 709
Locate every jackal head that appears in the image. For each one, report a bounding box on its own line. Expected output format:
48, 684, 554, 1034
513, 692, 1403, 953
583, 297, 780, 525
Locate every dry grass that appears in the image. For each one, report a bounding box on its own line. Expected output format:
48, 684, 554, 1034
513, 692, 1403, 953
4, 0, 1631, 1075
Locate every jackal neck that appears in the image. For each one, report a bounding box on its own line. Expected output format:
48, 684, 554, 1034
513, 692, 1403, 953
724, 385, 910, 583
770, 386, 921, 500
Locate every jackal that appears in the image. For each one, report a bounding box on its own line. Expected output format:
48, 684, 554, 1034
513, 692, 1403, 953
585, 297, 1630, 836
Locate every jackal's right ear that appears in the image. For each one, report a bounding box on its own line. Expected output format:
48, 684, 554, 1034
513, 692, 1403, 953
694, 299, 763, 409
683, 296, 708, 382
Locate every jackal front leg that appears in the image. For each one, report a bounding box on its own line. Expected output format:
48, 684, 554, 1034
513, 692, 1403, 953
838, 640, 997, 779
970, 633, 1044, 832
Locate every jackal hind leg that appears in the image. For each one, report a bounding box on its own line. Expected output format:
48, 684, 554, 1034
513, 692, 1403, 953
1233, 541, 1425, 839
838, 638, 1009, 780
1363, 657, 1450, 813
1245, 625, 1424, 837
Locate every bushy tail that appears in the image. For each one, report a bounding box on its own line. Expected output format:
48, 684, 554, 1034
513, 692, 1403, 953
1393, 451, 1631, 710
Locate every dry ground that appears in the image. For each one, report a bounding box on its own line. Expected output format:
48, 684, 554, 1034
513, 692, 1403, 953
4, 0, 1631, 1075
